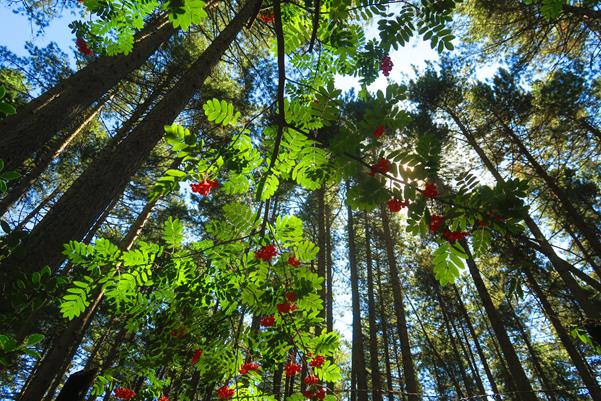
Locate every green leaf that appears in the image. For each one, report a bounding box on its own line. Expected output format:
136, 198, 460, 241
168, 0, 208, 30
202, 97, 240, 126
24, 333, 44, 346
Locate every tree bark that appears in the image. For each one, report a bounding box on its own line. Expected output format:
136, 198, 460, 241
325, 201, 334, 333
363, 215, 383, 401
316, 187, 327, 324
523, 267, 601, 400
346, 200, 368, 401
445, 108, 601, 322
0, 0, 262, 281
375, 261, 395, 401
0, 16, 175, 172
461, 239, 537, 401
378, 205, 419, 400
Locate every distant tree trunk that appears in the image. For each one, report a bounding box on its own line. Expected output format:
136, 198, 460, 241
273, 364, 283, 401
12, 184, 62, 232
346, 199, 368, 401
316, 187, 327, 323
0, 0, 262, 281
445, 109, 601, 322
453, 285, 502, 400
325, 201, 334, 333
433, 284, 474, 397
363, 215, 383, 401
523, 267, 601, 399
378, 205, 419, 400
0, 16, 175, 172
375, 261, 395, 401
505, 300, 557, 401
461, 240, 537, 401
455, 322, 487, 397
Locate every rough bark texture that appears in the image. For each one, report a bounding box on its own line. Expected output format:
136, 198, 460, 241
375, 262, 395, 401
346, 202, 368, 401
1, 0, 261, 281
378, 205, 419, 400
461, 240, 537, 401
0, 17, 175, 171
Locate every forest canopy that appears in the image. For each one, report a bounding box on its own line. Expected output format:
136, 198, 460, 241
0, 0, 600, 400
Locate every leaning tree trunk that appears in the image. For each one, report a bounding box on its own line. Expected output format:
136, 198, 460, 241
325, 201, 334, 333
363, 215, 383, 401
17, 188, 163, 401
378, 205, 419, 400
453, 285, 502, 400
316, 187, 327, 324
523, 266, 601, 399
346, 200, 368, 401
445, 108, 601, 322
0, 16, 175, 172
1, 0, 262, 282
461, 240, 537, 401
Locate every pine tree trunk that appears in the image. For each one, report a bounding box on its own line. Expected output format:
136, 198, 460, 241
0, 16, 175, 172
363, 215, 383, 401
346, 200, 368, 401
446, 109, 601, 322
375, 261, 395, 401
12, 184, 62, 232
378, 205, 419, 400
461, 240, 537, 401
316, 188, 327, 323
455, 322, 487, 397
491, 109, 601, 257
453, 285, 502, 400
325, 202, 334, 333
1, 0, 262, 280
523, 267, 601, 399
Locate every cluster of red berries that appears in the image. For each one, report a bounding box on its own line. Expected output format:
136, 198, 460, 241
192, 349, 203, 364
373, 124, 385, 138
429, 215, 444, 232
285, 362, 302, 376
158, 395, 169, 401
285, 291, 297, 302
255, 244, 277, 261
442, 230, 470, 242
423, 183, 438, 198
217, 385, 236, 400
368, 158, 391, 176
288, 255, 301, 267
260, 315, 275, 327
191, 179, 219, 196
309, 354, 325, 368
277, 301, 297, 314
387, 198, 409, 213
303, 388, 326, 400
76, 38, 93, 57
259, 12, 275, 23
304, 375, 319, 385
240, 361, 260, 374
380, 55, 393, 77
114, 388, 136, 400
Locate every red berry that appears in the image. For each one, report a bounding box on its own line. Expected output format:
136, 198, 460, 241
288, 256, 301, 267
255, 244, 277, 261
285, 291, 297, 302
191, 179, 219, 196
260, 13, 275, 23
423, 183, 438, 198
373, 124, 385, 138
217, 386, 235, 399
309, 354, 325, 368
240, 361, 260, 374
277, 302, 297, 314
260, 315, 275, 327
75, 37, 93, 57
114, 388, 136, 400
429, 215, 444, 232
304, 375, 319, 385
284, 362, 301, 376
387, 198, 409, 213
368, 158, 391, 176
380, 55, 393, 77
158, 396, 169, 401
192, 349, 203, 364
442, 230, 470, 243
315, 388, 326, 400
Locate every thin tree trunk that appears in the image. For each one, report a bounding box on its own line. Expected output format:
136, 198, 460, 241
1, 0, 262, 281
273, 364, 283, 401
363, 215, 383, 401
446, 109, 601, 322
325, 201, 334, 333
456, 322, 487, 397
346, 200, 368, 401
375, 262, 395, 401
461, 240, 537, 401
13, 184, 62, 232
316, 188, 327, 323
453, 285, 502, 400
0, 16, 174, 172
492, 110, 601, 257
523, 267, 601, 399
378, 205, 419, 400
